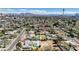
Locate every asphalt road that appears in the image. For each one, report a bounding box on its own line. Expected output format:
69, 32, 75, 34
5, 28, 26, 51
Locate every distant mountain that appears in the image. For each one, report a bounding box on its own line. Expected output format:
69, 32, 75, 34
16, 13, 78, 16
0, 12, 78, 17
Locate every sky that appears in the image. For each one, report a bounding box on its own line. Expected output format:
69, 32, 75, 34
0, 8, 79, 15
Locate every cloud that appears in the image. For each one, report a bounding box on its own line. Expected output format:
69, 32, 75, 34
0, 8, 17, 13
48, 12, 62, 14
28, 10, 62, 14
28, 10, 48, 14
17, 9, 28, 13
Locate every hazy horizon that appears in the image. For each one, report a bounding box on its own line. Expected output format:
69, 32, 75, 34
0, 8, 79, 15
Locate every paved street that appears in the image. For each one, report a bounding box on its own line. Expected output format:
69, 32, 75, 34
5, 28, 26, 51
